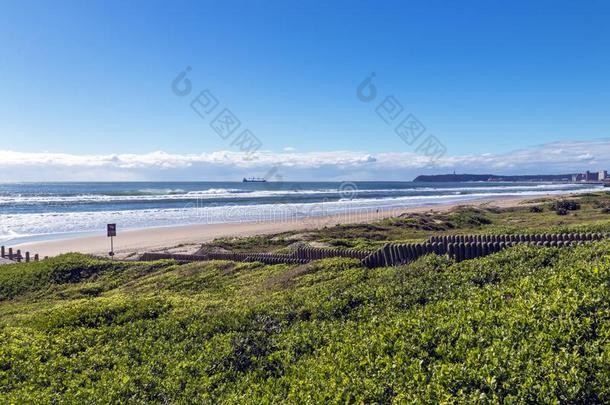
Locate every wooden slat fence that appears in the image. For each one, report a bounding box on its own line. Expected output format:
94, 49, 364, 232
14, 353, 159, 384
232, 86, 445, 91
293, 247, 371, 260
139, 233, 608, 269
361, 232, 608, 268
0, 246, 42, 264
428, 232, 606, 244
139, 247, 371, 266
139, 253, 209, 262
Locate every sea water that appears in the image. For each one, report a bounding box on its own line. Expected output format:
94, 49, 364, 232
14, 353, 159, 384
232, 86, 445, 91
0, 181, 601, 244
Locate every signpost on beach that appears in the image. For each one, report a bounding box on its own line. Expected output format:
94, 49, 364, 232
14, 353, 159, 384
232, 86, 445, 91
107, 224, 116, 258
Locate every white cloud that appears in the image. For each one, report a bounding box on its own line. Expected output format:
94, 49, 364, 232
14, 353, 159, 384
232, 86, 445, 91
1, 139, 609, 181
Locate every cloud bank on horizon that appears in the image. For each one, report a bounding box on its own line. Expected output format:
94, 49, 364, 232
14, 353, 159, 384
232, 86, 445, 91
0, 139, 607, 182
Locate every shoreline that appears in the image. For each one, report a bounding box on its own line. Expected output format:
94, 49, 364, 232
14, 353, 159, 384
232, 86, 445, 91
8, 194, 542, 259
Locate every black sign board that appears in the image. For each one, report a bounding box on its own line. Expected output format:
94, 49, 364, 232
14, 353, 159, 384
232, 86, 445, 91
107, 224, 117, 237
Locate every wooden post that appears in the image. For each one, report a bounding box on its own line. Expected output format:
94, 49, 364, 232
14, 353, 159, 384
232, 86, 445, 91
457, 243, 465, 262
482, 242, 490, 256
366, 252, 375, 268
380, 244, 390, 267
393, 245, 402, 263
16, 249, 21, 262
0, 246, 4, 258
475, 242, 483, 258
447, 243, 454, 260
400, 245, 407, 262
8, 248, 13, 260
25, 252, 30, 262
388, 244, 396, 266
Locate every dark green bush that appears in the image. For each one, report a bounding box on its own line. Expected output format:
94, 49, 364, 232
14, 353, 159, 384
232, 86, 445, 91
551, 200, 581, 211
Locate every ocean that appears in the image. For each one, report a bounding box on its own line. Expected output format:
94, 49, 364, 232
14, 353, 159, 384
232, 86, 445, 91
0, 181, 602, 244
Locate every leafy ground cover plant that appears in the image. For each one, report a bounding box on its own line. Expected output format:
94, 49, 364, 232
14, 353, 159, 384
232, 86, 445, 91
2, 239, 610, 402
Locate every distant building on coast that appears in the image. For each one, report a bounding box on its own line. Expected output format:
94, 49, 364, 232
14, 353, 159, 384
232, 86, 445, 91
572, 169, 608, 182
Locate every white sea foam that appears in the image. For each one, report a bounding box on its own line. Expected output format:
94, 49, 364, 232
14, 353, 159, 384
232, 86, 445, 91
0, 183, 594, 204
0, 185, 601, 241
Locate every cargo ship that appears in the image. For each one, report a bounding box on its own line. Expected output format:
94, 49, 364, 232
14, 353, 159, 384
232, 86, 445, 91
242, 177, 267, 183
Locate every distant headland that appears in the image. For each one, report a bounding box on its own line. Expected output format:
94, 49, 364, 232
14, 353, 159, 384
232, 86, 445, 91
413, 170, 609, 183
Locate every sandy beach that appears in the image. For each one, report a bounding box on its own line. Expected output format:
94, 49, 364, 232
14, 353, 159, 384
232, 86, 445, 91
7, 195, 541, 259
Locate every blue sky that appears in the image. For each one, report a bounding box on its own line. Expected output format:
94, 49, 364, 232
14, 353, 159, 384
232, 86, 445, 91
1, 0, 609, 180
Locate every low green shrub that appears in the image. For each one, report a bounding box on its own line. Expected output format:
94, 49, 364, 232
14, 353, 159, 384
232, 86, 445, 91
32, 296, 172, 329
446, 207, 492, 227
2, 244, 610, 402
551, 200, 581, 211
0, 254, 169, 301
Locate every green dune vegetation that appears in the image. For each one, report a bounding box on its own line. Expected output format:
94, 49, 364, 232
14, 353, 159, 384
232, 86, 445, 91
201, 192, 610, 253
2, 192, 610, 402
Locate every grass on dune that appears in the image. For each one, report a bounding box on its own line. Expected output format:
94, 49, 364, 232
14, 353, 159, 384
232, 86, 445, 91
200, 192, 610, 251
